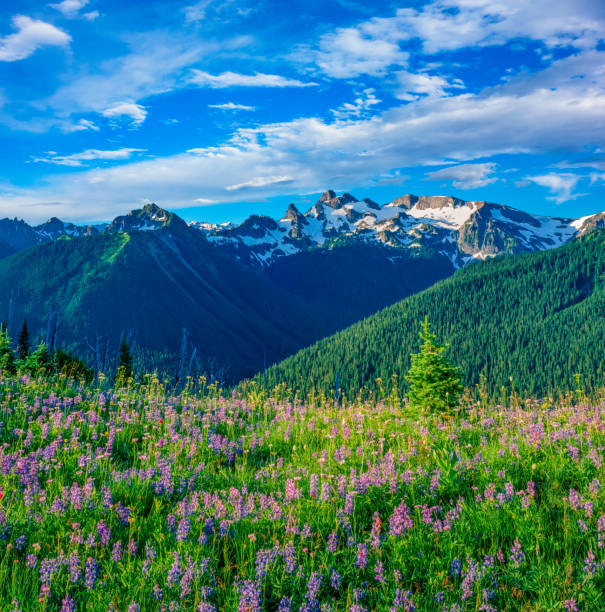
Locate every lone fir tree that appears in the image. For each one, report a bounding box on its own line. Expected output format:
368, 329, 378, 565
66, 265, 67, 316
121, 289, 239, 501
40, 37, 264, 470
406, 317, 462, 414
16, 320, 30, 360
116, 334, 133, 379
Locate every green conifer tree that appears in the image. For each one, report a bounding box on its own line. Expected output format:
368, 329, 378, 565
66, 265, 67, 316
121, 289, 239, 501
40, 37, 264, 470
116, 335, 133, 380
405, 316, 462, 414
16, 320, 30, 360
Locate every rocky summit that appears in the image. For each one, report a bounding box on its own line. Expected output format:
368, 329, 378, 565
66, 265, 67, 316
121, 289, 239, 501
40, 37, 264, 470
192, 190, 602, 268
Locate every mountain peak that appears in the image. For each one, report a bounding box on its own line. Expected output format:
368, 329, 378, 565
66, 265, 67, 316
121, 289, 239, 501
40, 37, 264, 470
105, 203, 187, 234
318, 190, 336, 203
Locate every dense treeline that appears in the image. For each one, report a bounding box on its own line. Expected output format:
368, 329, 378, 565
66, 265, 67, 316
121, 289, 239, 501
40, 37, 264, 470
257, 230, 605, 398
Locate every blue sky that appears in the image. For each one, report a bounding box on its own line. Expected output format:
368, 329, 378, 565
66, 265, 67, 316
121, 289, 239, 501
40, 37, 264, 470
0, 0, 604, 225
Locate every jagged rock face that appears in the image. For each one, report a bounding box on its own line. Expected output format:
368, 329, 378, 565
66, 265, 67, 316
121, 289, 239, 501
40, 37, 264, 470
0, 215, 105, 257
104, 203, 187, 234
35, 217, 101, 240
192, 190, 599, 268
1, 192, 603, 272
576, 212, 605, 236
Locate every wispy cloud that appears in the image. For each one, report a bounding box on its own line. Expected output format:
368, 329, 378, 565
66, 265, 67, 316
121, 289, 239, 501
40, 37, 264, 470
395, 71, 464, 101
101, 102, 147, 126
46, 33, 222, 118
34, 148, 146, 166
301, 25, 408, 78
190, 70, 316, 88
331, 89, 380, 121
50, 0, 98, 20
226, 175, 293, 190
427, 163, 498, 189
0, 15, 70, 62
4, 48, 605, 222
526, 172, 583, 203
208, 102, 256, 111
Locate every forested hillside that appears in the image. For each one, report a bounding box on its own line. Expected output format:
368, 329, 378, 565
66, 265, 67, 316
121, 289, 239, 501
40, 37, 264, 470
259, 230, 605, 398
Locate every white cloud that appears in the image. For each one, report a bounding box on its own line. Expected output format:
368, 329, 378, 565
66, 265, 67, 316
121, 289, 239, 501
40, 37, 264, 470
0, 15, 70, 62
101, 102, 147, 126
427, 163, 498, 188
208, 102, 256, 111
194, 197, 217, 203
309, 25, 409, 78
3, 49, 605, 222
34, 148, 146, 167
190, 70, 316, 88
301, 0, 605, 79
226, 175, 293, 190
331, 89, 381, 121
46, 33, 231, 118
395, 71, 465, 101
49, 0, 96, 19
526, 173, 582, 203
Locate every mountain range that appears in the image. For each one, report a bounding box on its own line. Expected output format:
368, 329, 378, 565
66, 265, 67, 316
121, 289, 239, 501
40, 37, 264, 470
0, 191, 603, 382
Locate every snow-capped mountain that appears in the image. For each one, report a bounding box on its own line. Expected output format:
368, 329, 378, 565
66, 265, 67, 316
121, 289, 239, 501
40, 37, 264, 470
104, 203, 186, 234
192, 190, 602, 268
0, 216, 104, 258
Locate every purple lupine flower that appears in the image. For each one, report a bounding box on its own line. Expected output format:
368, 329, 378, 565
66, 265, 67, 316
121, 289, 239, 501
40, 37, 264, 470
355, 543, 368, 569
15, 535, 26, 550
583, 549, 597, 577
152, 584, 163, 600
129, 538, 137, 557
568, 489, 582, 510
564, 598, 578, 611
330, 569, 341, 589
111, 541, 123, 562
236, 579, 262, 612
304, 571, 322, 608
327, 531, 338, 553
285, 479, 300, 501
60, 595, 76, 612
101, 486, 113, 508
509, 538, 525, 567
461, 559, 478, 601
278, 597, 292, 612
391, 588, 416, 611
429, 469, 440, 493
309, 474, 319, 498
127, 604, 139, 612
389, 501, 413, 537
320, 482, 330, 501
97, 520, 111, 546
180, 556, 196, 599
374, 560, 386, 583
176, 518, 191, 543
282, 542, 297, 574
68, 553, 81, 583
369, 512, 381, 549
167, 552, 182, 587
592, 513, 605, 552
450, 558, 462, 578
84, 557, 98, 590
26, 554, 37, 569
344, 493, 354, 515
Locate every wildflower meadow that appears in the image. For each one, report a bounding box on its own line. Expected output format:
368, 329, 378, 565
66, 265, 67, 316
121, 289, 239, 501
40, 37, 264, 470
0, 373, 603, 611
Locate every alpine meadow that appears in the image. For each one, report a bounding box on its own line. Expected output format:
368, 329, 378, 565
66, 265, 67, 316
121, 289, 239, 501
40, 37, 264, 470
0, 1, 604, 611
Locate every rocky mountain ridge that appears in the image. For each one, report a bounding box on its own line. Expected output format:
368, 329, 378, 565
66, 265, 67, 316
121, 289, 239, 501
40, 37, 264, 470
1, 191, 602, 267
193, 190, 601, 268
